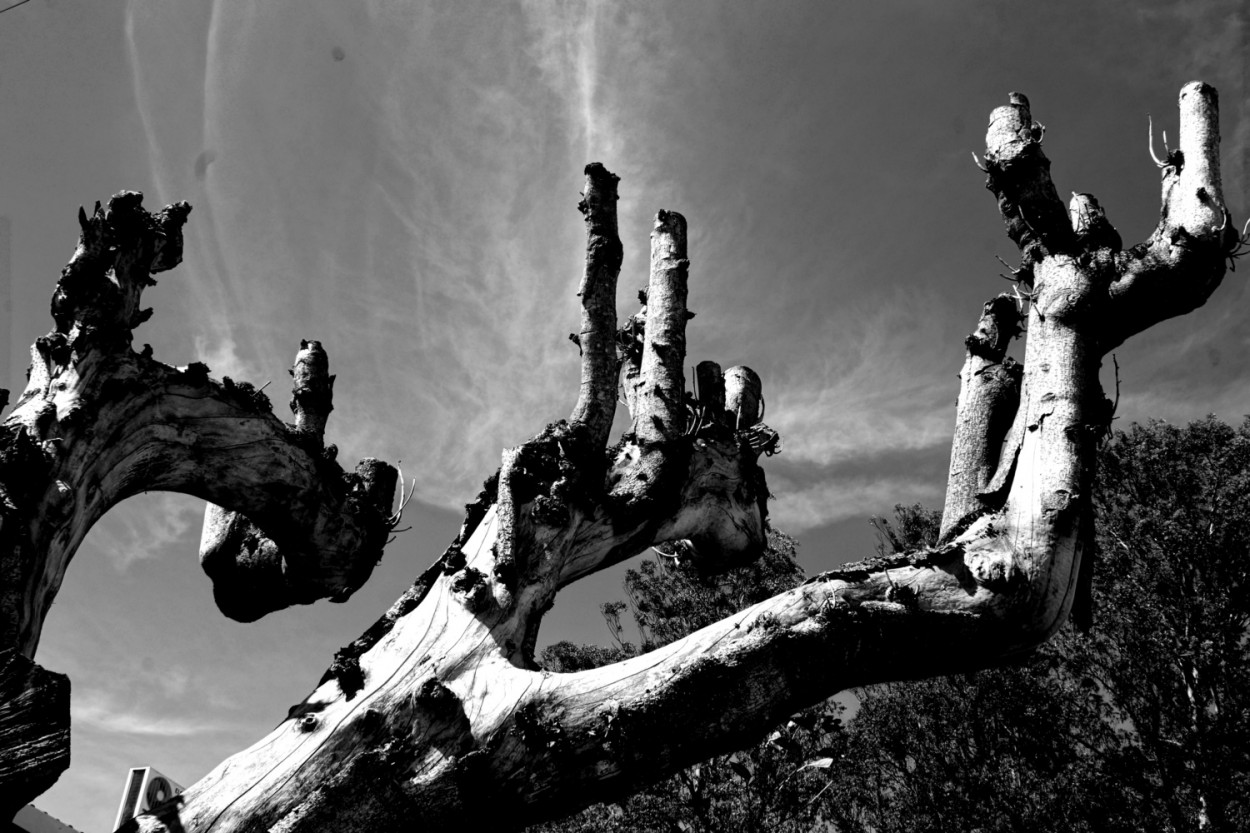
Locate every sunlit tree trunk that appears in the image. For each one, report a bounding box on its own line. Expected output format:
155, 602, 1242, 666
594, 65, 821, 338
0, 85, 1237, 830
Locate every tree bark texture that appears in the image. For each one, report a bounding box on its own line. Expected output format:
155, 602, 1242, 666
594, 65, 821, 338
939, 294, 1022, 542
0, 194, 401, 810
0, 84, 1237, 830
0, 649, 68, 820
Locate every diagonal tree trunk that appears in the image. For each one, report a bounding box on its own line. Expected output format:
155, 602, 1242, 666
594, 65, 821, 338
0, 85, 1237, 830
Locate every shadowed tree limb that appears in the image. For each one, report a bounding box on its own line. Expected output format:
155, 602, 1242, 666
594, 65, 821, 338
0, 649, 68, 819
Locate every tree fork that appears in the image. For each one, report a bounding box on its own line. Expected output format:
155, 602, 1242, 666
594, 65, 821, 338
0, 85, 1234, 829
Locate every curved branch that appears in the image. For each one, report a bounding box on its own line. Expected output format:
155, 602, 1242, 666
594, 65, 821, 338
0, 194, 397, 656
3, 352, 398, 650
198, 339, 396, 622
148, 509, 1031, 832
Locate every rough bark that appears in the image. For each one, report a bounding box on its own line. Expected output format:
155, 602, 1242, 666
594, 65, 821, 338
634, 209, 690, 444
0, 649, 69, 820
1100, 83, 1231, 352
939, 295, 1022, 542
569, 163, 623, 449
0, 193, 399, 817
0, 85, 1235, 830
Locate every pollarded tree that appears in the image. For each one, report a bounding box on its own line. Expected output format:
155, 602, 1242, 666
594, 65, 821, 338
0, 83, 1240, 830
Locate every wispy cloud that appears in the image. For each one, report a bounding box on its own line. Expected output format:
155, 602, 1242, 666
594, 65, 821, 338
192, 332, 261, 383
117, 0, 1247, 532
770, 471, 946, 533
73, 690, 224, 737
121, 0, 704, 510
769, 288, 958, 466
90, 492, 204, 572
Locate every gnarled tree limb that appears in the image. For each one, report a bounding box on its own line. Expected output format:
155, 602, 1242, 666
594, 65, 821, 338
0, 192, 399, 815
0, 85, 1234, 831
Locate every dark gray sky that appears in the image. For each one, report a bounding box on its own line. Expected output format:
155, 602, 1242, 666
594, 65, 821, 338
1, 1, 1246, 828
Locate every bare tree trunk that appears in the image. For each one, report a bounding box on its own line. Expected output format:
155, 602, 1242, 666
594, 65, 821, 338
0, 85, 1236, 830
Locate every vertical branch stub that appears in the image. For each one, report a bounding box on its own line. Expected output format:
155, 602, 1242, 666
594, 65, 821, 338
724, 366, 762, 429
984, 92, 1073, 262
635, 210, 689, 444
570, 163, 623, 448
291, 340, 334, 445
1171, 82, 1223, 232
941, 295, 1023, 542
967, 294, 1022, 359
1068, 193, 1122, 254
695, 361, 725, 421
354, 458, 399, 518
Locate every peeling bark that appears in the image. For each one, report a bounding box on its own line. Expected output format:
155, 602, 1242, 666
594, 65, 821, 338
0, 86, 1235, 830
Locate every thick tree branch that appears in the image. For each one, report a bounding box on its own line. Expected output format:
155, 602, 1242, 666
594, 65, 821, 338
569, 163, 623, 448
0, 649, 68, 820
634, 210, 690, 444
1101, 83, 1230, 353
3, 352, 399, 649
940, 295, 1022, 542
983, 93, 1076, 265
199, 341, 396, 622
0, 194, 397, 656
290, 339, 335, 443
10, 83, 1230, 831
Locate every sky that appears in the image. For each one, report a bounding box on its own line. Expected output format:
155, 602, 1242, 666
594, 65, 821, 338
0, 1, 1246, 829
